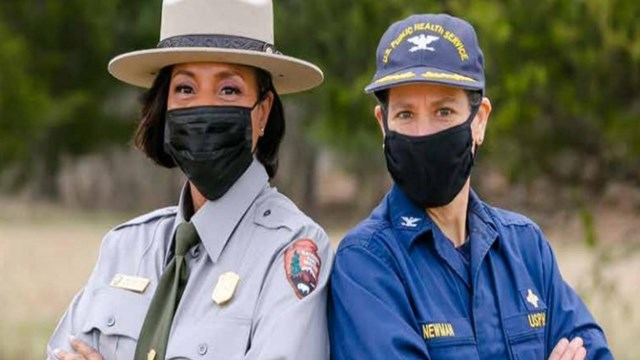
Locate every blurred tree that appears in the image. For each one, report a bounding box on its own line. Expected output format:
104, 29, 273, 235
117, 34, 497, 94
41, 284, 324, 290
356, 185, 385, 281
1, 0, 638, 203
456, 0, 640, 190
0, 0, 160, 198
0, 19, 51, 178
276, 0, 640, 199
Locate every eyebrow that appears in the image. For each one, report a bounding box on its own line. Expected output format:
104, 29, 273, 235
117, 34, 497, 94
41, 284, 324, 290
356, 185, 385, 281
391, 100, 416, 110
171, 69, 246, 82
391, 96, 461, 110
172, 69, 195, 79
430, 97, 461, 107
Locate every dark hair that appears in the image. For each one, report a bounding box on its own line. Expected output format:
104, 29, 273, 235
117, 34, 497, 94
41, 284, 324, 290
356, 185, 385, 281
375, 88, 483, 109
134, 66, 285, 178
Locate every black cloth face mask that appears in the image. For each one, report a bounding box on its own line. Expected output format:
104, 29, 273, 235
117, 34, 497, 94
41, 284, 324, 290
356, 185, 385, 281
164, 104, 257, 201
382, 105, 480, 208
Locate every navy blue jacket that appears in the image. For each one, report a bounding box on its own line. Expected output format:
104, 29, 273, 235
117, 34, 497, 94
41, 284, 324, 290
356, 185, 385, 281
329, 186, 612, 359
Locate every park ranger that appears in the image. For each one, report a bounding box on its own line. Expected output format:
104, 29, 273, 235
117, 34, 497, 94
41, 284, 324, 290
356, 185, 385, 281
47, 0, 332, 359
328, 14, 613, 360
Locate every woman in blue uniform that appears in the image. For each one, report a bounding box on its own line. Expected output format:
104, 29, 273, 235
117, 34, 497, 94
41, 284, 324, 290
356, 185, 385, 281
48, 1, 333, 359
328, 14, 613, 360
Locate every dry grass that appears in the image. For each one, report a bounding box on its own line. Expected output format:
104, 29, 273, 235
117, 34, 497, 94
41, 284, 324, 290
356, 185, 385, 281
1, 199, 638, 359
0, 199, 128, 360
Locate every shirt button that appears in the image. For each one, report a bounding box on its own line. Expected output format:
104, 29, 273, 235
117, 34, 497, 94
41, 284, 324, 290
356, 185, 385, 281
263, 209, 271, 217
191, 245, 201, 259
198, 343, 208, 355
106, 316, 116, 327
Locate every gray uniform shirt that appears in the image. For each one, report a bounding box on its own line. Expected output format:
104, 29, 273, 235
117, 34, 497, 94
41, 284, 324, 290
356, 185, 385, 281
47, 160, 334, 360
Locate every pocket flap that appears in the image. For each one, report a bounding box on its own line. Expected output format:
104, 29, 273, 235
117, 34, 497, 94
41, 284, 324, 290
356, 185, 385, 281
81, 286, 150, 340
166, 318, 251, 360
504, 310, 547, 343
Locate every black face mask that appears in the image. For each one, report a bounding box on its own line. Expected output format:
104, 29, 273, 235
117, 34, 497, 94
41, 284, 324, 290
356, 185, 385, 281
164, 104, 257, 201
383, 105, 479, 208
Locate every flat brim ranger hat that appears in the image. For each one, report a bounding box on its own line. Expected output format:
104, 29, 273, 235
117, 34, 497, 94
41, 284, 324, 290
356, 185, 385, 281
365, 14, 484, 95
108, 0, 323, 94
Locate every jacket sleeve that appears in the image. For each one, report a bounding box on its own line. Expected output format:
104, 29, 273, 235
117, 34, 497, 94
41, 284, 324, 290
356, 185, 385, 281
46, 288, 98, 359
243, 225, 334, 360
538, 229, 614, 359
45, 226, 127, 359
328, 237, 430, 360
45, 231, 113, 360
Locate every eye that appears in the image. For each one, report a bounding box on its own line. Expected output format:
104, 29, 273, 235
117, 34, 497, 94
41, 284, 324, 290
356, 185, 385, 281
436, 108, 455, 118
220, 86, 241, 96
174, 84, 194, 95
395, 111, 414, 120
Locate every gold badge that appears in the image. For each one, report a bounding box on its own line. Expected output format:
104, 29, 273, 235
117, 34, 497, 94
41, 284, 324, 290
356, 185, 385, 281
212, 272, 241, 305
109, 274, 150, 293
526, 289, 540, 308
147, 349, 156, 360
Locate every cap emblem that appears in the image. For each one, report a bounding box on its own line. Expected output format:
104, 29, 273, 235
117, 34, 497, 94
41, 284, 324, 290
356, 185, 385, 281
408, 34, 439, 53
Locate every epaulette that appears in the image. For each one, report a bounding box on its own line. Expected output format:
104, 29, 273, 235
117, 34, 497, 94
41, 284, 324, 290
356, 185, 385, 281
112, 206, 178, 231
253, 196, 306, 232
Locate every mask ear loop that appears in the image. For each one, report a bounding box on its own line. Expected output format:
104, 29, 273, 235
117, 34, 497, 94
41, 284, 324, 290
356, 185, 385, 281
380, 103, 391, 134
251, 87, 274, 143
467, 104, 481, 157
250, 90, 270, 110
379, 104, 391, 149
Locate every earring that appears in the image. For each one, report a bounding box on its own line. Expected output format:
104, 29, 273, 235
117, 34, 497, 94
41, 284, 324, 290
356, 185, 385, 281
260, 127, 265, 135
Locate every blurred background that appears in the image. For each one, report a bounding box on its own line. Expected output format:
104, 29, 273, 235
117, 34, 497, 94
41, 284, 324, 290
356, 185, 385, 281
0, 0, 639, 358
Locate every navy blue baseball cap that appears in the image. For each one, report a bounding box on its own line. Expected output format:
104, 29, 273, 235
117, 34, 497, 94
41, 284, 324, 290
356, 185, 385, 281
365, 14, 485, 94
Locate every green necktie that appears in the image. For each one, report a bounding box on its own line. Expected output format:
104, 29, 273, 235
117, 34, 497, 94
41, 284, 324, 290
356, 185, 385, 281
135, 222, 200, 360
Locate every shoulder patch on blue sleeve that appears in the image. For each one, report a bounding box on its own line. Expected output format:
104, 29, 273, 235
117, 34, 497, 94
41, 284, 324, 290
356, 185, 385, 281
112, 206, 177, 231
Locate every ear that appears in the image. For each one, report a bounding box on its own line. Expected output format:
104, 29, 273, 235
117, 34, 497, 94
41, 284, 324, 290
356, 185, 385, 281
255, 91, 274, 130
471, 97, 491, 148
374, 105, 386, 136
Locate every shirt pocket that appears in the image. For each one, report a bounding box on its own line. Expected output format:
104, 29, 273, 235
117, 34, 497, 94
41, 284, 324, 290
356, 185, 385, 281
421, 317, 480, 360
81, 286, 150, 359
166, 317, 252, 360
504, 311, 547, 360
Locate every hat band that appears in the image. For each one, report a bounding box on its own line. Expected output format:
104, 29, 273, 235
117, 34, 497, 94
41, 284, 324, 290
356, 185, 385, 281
157, 34, 280, 54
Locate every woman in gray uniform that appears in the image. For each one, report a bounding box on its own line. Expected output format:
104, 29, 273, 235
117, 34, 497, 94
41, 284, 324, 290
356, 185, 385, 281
47, 1, 332, 359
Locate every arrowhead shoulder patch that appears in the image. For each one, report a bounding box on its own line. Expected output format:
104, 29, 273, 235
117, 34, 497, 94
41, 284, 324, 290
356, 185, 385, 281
284, 239, 321, 299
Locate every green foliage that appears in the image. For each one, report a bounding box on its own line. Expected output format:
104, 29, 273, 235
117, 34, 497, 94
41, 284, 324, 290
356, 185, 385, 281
277, 0, 640, 184
457, 0, 640, 185
0, 19, 51, 166
1, 0, 639, 194
0, 0, 160, 193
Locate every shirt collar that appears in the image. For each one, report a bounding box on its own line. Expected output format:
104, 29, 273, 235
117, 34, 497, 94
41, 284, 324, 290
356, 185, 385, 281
387, 185, 435, 244
466, 189, 499, 282
467, 189, 496, 230
170, 159, 269, 263
387, 185, 498, 247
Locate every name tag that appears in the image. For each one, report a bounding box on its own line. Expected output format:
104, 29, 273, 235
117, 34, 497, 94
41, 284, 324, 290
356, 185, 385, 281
110, 274, 150, 293
422, 322, 456, 340
528, 312, 546, 328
